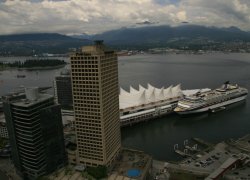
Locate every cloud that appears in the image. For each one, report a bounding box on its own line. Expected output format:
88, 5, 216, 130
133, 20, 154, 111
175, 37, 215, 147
176, 11, 187, 21
0, 0, 250, 35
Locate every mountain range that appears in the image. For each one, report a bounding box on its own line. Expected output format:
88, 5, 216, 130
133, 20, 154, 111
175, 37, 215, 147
0, 33, 91, 56
93, 25, 250, 49
1, 25, 250, 55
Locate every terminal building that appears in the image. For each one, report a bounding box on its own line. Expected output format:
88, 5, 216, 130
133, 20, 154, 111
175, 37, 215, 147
3, 87, 67, 179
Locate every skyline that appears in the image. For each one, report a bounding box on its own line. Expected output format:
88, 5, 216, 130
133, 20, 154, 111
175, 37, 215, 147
0, 0, 250, 35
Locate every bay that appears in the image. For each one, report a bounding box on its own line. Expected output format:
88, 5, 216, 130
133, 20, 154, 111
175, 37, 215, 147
0, 53, 250, 161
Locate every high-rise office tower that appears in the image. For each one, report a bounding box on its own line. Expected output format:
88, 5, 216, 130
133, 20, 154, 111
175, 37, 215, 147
3, 87, 67, 179
70, 41, 121, 167
54, 69, 73, 109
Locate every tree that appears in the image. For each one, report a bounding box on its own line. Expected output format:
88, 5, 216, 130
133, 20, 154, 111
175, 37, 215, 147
86, 166, 107, 179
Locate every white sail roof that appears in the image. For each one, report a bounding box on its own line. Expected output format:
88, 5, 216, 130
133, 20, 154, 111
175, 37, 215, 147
147, 83, 154, 91
120, 87, 130, 96
172, 84, 183, 97
164, 85, 173, 99
130, 86, 139, 94
139, 84, 146, 92
138, 90, 146, 105
155, 88, 165, 101
148, 89, 156, 102
120, 84, 184, 109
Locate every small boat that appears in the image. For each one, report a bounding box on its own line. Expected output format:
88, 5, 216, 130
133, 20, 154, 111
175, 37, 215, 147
16, 74, 26, 78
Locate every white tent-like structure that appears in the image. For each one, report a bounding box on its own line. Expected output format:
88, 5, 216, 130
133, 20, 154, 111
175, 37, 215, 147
119, 84, 183, 109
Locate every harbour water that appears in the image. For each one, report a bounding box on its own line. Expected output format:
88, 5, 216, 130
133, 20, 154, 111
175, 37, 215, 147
1, 53, 250, 162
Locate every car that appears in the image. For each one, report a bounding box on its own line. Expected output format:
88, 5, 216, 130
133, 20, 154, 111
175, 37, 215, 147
206, 161, 213, 165
195, 162, 201, 167
200, 160, 207, 164
154, 176, 159, 180
232, 154, 238, 158
206, 158, 212, 161
202, 164, 206, 168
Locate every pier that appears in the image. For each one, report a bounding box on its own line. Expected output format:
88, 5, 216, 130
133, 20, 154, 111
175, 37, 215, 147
174, 150, 192, 157
192, 137, 214, 147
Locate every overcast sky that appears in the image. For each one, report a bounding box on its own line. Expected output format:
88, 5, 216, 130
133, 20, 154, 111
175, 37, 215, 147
0, 0, 250, 35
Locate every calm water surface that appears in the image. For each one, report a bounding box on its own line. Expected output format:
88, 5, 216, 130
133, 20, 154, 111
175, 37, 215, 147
0, 53, 250, 161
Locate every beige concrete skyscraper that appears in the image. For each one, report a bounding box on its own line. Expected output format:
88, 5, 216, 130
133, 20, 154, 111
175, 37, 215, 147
70, 41, 121, 167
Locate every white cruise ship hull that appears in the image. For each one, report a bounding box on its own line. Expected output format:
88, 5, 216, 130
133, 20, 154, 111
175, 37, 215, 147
176, 95, 247, 115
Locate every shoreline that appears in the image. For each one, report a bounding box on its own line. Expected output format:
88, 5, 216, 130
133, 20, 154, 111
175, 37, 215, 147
0, 52, 250, 58
0, 64, 66, 71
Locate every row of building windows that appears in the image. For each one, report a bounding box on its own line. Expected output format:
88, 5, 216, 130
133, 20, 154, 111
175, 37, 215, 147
79, 154, 103, 161
71, 57, 98, 61
73, 89, 99, 94
72, 69, 99, 73
78, 139, 102, 145
77, 135, 102, 141
75, 109, 101, 114
74, 96, 99, 101
74, 99, 100, 104
74, 89, 99, 93
77, 132, 102, 138
78, 148, 103, 155
72, 76, 99, 80
75, 115, 101, 120
73, 88, 99, 93
75, 104, 101, 110
75, 125, 101, 131
72, 69, 98, 73
71, 68, 98, 73
71, 62, 98, 67
72, 80, 99, 85
76, 129, 102, 135
77, 142, 102, 149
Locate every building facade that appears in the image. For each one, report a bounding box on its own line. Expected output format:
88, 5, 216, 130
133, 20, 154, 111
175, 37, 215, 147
3, 87, 67, 179
54, 69, 73, 109
70, 41, 121, 167
0, 113, 8, 138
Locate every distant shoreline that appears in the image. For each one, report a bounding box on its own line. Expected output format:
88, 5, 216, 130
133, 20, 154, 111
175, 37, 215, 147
0, 64, 66, 71
0, 52, 250, 58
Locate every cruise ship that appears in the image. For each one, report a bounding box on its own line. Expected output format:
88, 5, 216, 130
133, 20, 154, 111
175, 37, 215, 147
119, 84, 210, 126
174, 82, 248, 115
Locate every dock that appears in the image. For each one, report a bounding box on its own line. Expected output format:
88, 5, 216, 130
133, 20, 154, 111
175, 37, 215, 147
185, 145, 200, 152
192, 138, 213, 147
174, 150, 192, 157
